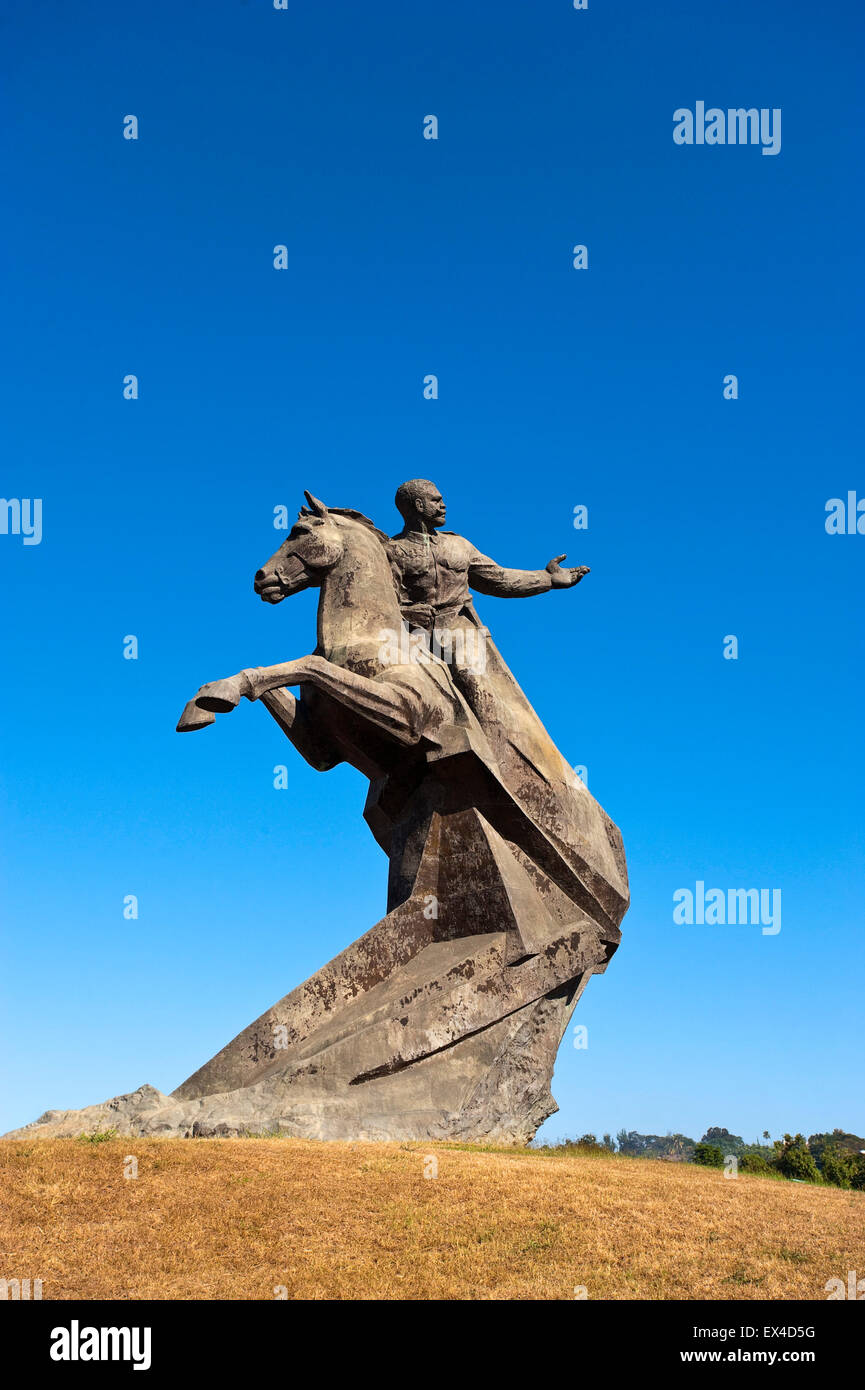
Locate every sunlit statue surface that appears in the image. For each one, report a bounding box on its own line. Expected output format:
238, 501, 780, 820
7, 485, 628, 1144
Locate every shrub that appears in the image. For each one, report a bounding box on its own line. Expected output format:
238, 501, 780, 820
820, 1146, 858, 1189
739, 1151, 774, 1176
694, 1142, 724, 1168
550, 1135, 607, 1155
77, 1128, 118, 1145
774, 1134, 821, 1183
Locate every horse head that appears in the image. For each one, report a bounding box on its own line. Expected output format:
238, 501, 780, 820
254, 491, 344, 604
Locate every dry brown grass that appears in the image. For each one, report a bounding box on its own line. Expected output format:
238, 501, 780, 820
1, 1138, 861, 1301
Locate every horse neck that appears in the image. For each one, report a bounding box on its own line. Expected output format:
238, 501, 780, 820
317, 523, 402, 666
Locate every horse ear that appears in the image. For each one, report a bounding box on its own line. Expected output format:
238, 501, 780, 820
303, 490, 328, 518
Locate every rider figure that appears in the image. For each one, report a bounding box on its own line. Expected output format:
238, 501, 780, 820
386, 478, 589, 640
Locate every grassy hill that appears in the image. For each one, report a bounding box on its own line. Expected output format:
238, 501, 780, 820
2, 1137, 861, 1301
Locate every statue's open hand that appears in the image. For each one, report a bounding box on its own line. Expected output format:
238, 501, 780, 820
546, 555, 590, 588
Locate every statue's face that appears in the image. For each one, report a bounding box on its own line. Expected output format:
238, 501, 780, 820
254, 506, 343, 603
414, 484, 446, 528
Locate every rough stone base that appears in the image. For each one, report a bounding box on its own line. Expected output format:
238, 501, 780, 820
4, 797, 623, 1145
4, 978, 587, 1145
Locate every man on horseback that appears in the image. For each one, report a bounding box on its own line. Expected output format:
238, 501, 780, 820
178, 483, 628, 936
384, 478, 593, 789
387, 479, 589, 639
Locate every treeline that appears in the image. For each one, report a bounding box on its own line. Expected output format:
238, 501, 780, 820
546, 1127, 865, 1189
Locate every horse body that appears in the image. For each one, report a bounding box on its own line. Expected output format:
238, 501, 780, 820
181, 495, 487, 777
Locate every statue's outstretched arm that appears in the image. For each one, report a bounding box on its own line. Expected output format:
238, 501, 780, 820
467, 548, 589, 597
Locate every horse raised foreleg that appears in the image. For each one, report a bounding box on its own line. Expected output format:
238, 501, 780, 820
195, 656, 424, 746
251, 657, 426, 745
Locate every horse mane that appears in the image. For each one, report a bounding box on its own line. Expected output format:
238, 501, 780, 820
326, 508, 391, 545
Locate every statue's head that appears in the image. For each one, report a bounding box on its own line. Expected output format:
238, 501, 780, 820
395, 479, 446, 530
254, 491, 343, 603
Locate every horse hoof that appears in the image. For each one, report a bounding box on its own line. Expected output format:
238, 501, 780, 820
195, 678, 243, 713
176, 699, 216, 733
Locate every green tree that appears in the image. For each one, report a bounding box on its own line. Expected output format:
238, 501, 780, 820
739, 1152, 773, 1175
576, 1133, 602, 1150
774, 1134, 821, 1183
702, 1126, 745, 1154
616, 1129, 638, 1155
821, 1146, 857, 1189
694, 1142, 724, 1168
808, 1129, 865, 1167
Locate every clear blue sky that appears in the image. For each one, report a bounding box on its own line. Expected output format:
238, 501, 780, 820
1, 0, 862, 1145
